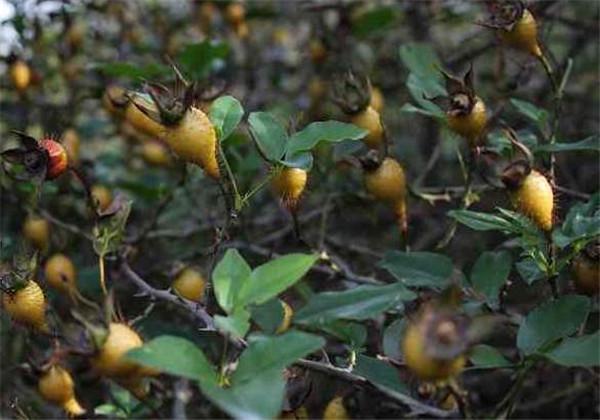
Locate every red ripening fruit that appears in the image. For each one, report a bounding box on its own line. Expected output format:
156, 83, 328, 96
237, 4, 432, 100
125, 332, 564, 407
40, 138, 68, 179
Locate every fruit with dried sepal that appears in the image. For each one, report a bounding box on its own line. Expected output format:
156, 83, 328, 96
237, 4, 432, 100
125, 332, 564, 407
272, 167, 308, 210
38, 365, 85, 416
2, 280, 49, 332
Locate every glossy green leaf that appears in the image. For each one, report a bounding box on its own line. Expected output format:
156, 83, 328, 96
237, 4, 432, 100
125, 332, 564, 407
553, 193, 600, 249
517, 295, 591, 354
248, 112, 287, 162
510, 98, 548, 130
535, 136, 600, 153
233, 331, 324, 385
237, 254, 317, 307
469, 344, 512, 368
399, 43, 443, 85
319, 321, 367, 347
295, 283, 415, 324
449, 209, 515, 232
354, 355, 409, 393
209, 96, 244, 142
471, 251, 512, 308
379, 251, 455, 289
544, 331, 600, 367
515, 258, 545, 285
250, 299, 286, 335
279, 150, 314, 170
201, 369, 285, 420
214, 309, 251, 339
383, 319, 405, 360
213, 249, 251, 314
286, 121, 367, 155
126, 336, 217, 385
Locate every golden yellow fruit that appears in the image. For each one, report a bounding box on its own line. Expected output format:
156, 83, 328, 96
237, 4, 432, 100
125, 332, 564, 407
402, 322, 466, 382
142, 141, 172, 166
272, 167, 308, 210
44, 254, 77, 296
23, 216, 50, 252
370, 87, 385, 113
38, 365, 85, 416
499, 9, 542, 58
573, 255, 599, 295
172, 268, 206, 302
323, 396, 349, 420
364, 157, 406, 203
62, 128, 80, 164
510, 170, 553, 231
351, 106, 384, 149
10, 60, 31, 92
2, 280, 48, 332
226, 3, 245, 26
94, 322, 144, 378
446, 97, 487, 146
125, 95, 165, 138
275, 301, 293, 334
162, 107, 220, 179
91, 185, 113, 212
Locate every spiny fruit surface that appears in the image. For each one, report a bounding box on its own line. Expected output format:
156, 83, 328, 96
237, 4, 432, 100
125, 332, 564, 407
10, 60, 31, 91
499, 9, 542, 57
91, 185, 113, 212
446, 97, 487, 146
61, 128, 80, 164
323, 396, 349, 420
40, 138, 68, 179
44, 254, 77, 296
94, 322, 144, 377
351, 106, 383, 149
162, 107, 220, 179
275, 301, 293, 334
271, 167, 308, 209
402, 322, 466, 382
125, 95, 165, 138
38, 365, 85, 416
23, 216, 50, 251
172, 268, 206, 302
572, 256, 599, 295
2, 280, 48, 332
364, 157, 406, 203
510, 170, 553, 231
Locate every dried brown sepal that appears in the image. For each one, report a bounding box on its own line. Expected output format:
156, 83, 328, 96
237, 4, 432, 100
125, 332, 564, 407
480, 0, 525, 30
501, 159, 531, 190
358, 149, 381, 172
331, 69, 372, 115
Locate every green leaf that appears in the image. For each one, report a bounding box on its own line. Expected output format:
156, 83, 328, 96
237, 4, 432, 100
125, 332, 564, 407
354, 355, 409, 394
515, 258, 545, 285
295, 283, 415, 324
449, 209, 515, 232
517, 295, 591, 354
214, 309, 251, 339
379, 251, 455, 289
248, 112, 288, 162
209, 96, 244, 142
406, 73, 446, 115
201, 369, 285, 420
352, 7, 398, 37
237, 254, 318, 307
126, 336, 218, 385
233, 331, 325, 385
510, 98, 549, 130
544, 332, 600, 367
250, 299, 286, 335
399, 103, 443, 118
471, 251, 512, 308
286, 121, 367, 155
534, 136, 600, 153
177, 41, 229, 79
279, 150, 314, 170
469, 344, 512, 368
95, 62, 169, 79
383, 319, 405, 360
399, 43, 443, 84
213, 249, 251, 314
553, 194, 600, 249
319, 321, 367, 347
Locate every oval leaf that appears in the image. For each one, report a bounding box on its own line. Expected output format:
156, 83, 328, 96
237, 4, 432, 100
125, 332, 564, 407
286, 121, 367, 155
209, 96, 244, 142
379, 251, 455, 289
471, 251, 512, 308
544, 331, 600, 367
248, 112, 287, 162
213, 249, 251, 314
